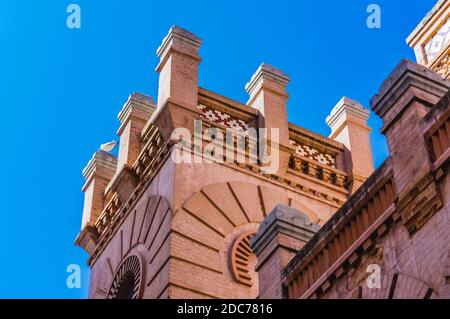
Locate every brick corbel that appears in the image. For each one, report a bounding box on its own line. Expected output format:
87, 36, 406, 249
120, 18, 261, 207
396, 165, 443, 235
75, 225, 99, 255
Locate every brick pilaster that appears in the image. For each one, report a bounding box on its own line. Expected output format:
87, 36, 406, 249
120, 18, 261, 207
250, 204, 319, 299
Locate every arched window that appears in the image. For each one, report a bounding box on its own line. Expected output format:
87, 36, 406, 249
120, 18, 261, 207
107, 255, 143, 299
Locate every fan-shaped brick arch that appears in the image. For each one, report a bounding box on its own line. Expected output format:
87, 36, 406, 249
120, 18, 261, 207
231, 230, 257, 286
107, 254, 143, 299
170, 181, 319, 299
92, 194, 173, 299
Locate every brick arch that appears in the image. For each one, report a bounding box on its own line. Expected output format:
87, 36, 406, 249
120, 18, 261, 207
124, 195, 172, 257
360, 273, 437, 299
170, 181, 319, 298
95, 195, 172, 299
173, 181, 319, 224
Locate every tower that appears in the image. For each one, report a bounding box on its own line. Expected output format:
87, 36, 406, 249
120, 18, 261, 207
76, 26, 374, 299
407, 0, 450, 78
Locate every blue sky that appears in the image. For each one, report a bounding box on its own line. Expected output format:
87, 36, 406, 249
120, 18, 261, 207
0, 0, 436, 298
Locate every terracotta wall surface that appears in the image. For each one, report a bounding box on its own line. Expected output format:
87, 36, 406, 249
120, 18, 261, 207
76, 5, 450, 298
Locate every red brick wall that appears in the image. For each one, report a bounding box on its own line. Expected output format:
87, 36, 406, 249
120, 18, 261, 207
320, 174, 449, 298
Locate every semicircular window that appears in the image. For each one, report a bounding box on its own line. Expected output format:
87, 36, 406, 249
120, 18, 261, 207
230, 231, 257, 286
107, 255, 142, 299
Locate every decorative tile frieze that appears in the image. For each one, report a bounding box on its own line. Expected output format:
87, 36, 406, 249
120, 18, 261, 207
289, 139, 336, 168
197, 104, 250, 132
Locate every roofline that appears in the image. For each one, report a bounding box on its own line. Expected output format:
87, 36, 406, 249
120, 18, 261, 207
406, 0, 448, 46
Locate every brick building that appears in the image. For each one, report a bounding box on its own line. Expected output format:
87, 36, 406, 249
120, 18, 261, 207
76, 0, 450, 299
